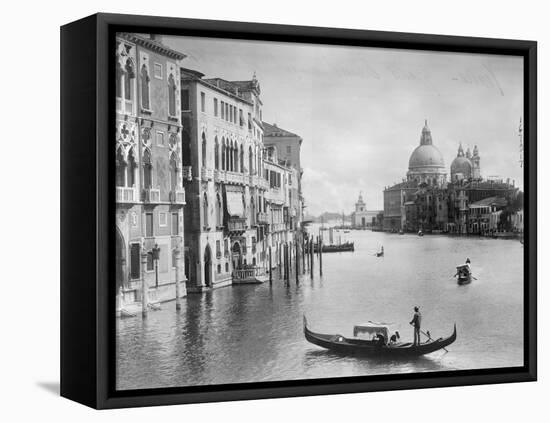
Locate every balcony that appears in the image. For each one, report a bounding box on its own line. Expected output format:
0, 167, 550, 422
214, 169, 222, 183
116, 186, 137, 203
226, 171, 246, 185
169, 188, 186, 204
201, 167, 213, 181
257, 212, 269, 225
227, 217, 247, 234
182, 166, 193, 181
259, 178, 269, 190
141, 188, 160, 203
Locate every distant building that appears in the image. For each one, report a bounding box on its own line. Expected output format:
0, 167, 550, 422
351, 192, 381, 228
383, 120, 521, 234
263, 122, 304, 227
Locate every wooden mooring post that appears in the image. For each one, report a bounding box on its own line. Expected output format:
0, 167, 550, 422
295, 239, 299, 284
319, 236, 323, 277
269, 246, 272, 284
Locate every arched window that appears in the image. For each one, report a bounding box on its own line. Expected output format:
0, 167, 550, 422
201, 133, 207, 168
126, 148, 136, 187
240, 145, 244, 173
116, 148, 125, 187
140, 64, 150, 110
170, 152, 178, 191
168, 73, 176, 116
214, 137, 219, 170
226, 141, 230, 171
203, 193, 209, 228
143, 149, 152, 188
234, 143, 239, 172
249, 146, 253, 175
124, 59, 135, 102
116, 63, 123, 99
216, 194, 223, 227
229, 142, 234, 172
250, 196, 256, 226
221, 139, 226, 171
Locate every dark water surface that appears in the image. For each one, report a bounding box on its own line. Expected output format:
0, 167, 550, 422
116, 230, 524, 390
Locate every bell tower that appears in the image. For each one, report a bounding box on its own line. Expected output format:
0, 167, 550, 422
472, 145, 481, 179
355, 192, 366, 212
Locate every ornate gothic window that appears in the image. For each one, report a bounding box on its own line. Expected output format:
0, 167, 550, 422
116, 148, 125, 187
216, 194, 223, 227
143, 149, 152, 188
170, 152, 178, 191
201, 133, 207, 168
140, 64, 150, 110
240, 145, 244, 173
168, 73, 176, 117
221, 139, 226, 171
126, 148, 136, 187
214, 137, 219, 170
203, 193, 209, 228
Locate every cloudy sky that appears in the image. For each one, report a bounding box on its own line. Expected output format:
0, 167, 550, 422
164, 35, 524, 215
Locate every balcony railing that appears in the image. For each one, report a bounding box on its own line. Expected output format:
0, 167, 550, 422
257, 212, 269, 224
141, 188, 160, 203
116, 186, 137, 203
201, 167, 213, 181
169, 188, 186, 204
271, 222, 287, 232
227, 217, 247, 233
182, 166, 193, 181
214, 169, 222, 183
233, 267, 265, 281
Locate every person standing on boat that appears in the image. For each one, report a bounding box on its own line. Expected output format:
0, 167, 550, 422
410, 306, 422, 346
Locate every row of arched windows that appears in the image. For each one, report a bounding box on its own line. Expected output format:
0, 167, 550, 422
116, 147, 181, 192
201, 133, 263, 176
116, 58, 177, 117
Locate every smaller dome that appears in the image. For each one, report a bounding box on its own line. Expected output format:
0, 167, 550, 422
451, 156, 473, 179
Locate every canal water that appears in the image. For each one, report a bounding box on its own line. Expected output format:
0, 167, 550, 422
116, 229, 524, 390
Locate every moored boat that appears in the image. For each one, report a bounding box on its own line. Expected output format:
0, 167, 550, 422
303, 316, 456, 357
314, 242, 354, 253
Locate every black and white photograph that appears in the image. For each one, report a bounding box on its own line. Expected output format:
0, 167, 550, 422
114, 32, 526, 391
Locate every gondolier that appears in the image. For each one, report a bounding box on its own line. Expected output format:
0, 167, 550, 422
409, 306, 422, 346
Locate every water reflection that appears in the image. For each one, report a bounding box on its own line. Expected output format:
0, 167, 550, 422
117, 231, 523, 390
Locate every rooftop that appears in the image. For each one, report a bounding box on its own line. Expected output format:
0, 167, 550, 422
263, 122, 301, 139
119, 33, 186, 60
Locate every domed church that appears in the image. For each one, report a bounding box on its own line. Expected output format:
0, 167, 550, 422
406, 120, 447, 187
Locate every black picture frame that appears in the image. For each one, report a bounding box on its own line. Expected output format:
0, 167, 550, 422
60, 12, 537, 409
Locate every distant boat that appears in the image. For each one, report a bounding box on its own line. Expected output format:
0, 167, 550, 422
455, 264, 472, 285
418, 230, 424, 237
344, 230, 350, 233
303, 316, 457, 357
399, 230, 404, 235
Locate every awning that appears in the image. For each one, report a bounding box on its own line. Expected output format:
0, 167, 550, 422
225, 190, 245, 217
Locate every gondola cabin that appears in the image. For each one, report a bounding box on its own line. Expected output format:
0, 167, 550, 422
456, 264, 472, 285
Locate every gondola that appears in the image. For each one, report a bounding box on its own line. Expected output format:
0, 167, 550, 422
375, 251, 384, 257
455, 264, 472, 285
303, 316, 456, 357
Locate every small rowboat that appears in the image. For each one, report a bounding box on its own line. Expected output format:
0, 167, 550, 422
456, 264, 472, 285
303, 316, 456, 357
375, 251, 384, 257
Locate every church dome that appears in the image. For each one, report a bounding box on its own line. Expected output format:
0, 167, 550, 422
451, 156, 473, 177
408, 121, 445, 170
450, 143, 473, 179
408, 145, 445, 169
